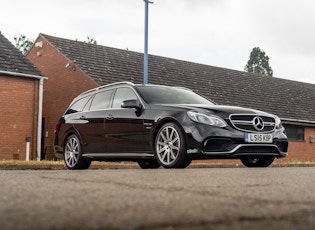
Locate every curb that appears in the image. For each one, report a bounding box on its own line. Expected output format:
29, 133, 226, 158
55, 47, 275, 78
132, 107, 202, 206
0, 162, 314, 170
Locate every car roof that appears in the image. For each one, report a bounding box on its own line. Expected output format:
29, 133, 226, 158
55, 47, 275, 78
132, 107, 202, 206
78, 81, 192, 98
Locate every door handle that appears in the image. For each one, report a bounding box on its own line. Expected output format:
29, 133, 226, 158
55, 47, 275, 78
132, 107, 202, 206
105, 114, 114, 120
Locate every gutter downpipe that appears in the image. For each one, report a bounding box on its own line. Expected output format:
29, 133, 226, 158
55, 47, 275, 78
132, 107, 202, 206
37, 78, 44, 161
0, 70, 47, 161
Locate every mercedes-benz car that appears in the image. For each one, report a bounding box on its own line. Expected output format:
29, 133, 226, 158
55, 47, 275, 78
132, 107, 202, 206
54, 81, 288, 169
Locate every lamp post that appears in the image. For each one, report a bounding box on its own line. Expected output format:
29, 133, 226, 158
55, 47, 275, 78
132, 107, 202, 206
144, 0, 153, 84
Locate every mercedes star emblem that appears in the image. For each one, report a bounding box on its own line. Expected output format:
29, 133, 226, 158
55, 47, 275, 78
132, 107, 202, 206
253, 116, 264, 131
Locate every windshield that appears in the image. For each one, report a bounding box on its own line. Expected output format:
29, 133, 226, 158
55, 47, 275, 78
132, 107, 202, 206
136, 85, 215, 105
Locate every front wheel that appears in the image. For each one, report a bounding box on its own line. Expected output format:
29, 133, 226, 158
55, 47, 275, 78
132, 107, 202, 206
240, 156, 275, 167
64, 134, 91, 170
155, 122, 191, 168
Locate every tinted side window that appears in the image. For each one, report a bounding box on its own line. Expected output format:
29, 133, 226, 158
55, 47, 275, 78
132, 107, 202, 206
82, 96, 93, 112
136, 86, 214, 105
90, 90, 113, 111
112, 88, 137, 108
65, 96, 91, 114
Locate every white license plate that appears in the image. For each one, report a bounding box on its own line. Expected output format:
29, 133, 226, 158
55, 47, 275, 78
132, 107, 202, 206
245, 133, 273, 143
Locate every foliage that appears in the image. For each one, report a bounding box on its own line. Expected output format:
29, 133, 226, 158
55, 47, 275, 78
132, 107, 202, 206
85, 36, 97, 44
244, 47, 273, 76
14, 34, 34, 55
14, 34, 97, 55
76, 36, 97, 44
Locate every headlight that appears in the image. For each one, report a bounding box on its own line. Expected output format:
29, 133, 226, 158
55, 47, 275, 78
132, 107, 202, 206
275, 116, 283, 129
187, 111, 227, 127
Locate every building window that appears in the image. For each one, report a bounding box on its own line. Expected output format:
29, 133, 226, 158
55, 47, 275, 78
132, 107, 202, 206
285, 125, 304, 141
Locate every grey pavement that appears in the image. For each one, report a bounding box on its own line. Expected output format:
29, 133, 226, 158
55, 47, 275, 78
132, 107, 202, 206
1, 167, 315, 230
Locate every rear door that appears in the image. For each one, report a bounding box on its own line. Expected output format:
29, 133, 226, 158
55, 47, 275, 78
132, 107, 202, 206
72, 89, 113, 153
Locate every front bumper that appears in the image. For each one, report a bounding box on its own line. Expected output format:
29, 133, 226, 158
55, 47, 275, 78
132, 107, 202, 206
184, 124, 288, 159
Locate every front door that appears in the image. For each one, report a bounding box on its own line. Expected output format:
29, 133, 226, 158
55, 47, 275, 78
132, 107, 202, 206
104, 87, 148, 153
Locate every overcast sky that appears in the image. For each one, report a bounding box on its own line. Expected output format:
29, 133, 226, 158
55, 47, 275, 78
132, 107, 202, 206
1, 0, 315, 84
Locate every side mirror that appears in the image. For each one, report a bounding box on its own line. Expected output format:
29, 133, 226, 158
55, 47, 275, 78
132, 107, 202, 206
121, 100, 143, 116
121, 99, 142, 109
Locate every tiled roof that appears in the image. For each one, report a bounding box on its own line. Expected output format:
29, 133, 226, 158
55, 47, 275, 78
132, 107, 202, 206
41, 34, 315, 123
0, 32, 42, 76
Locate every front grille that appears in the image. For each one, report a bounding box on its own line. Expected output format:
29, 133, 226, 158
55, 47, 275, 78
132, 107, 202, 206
229, 114, 275, 133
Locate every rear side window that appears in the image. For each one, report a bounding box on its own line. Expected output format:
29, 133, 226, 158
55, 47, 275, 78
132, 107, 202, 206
65, 96, 91, 114
90, 89, 113, 111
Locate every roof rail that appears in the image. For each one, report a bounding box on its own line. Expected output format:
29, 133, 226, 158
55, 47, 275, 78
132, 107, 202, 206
79, 81, 135, 96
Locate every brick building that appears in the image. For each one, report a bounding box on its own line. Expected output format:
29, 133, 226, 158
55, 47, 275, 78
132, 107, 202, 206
0, 32, 46, 160
27, 34, 315, 162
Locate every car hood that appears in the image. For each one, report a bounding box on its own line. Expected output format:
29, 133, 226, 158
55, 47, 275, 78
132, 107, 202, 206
150, 104, 274, 117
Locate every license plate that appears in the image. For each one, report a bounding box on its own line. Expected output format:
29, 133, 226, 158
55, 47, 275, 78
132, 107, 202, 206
245, 133, 273, 143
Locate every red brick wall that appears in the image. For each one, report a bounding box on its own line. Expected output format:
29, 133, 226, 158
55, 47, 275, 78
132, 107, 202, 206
0, 75, 38, 160
27, 37, 98, 158
276, 127, 315, 163
26, 36, 315, 163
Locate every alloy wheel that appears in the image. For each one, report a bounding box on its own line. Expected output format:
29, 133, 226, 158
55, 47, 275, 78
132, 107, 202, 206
65, 135, 80, 168
156, 125, 181, 166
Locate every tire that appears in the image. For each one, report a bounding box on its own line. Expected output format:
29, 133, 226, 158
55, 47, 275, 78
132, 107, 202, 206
64, 134, 91, 170
154, 122, 191, 168
138, 160, 160, 169
240, 156, 275, 167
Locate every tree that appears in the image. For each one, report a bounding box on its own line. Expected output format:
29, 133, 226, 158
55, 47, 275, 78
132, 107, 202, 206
76, 36, 97, 45
244, 47, 273, 76
15, 34, 97, 55
14, 34, 34, 55
85, 36, 97, 45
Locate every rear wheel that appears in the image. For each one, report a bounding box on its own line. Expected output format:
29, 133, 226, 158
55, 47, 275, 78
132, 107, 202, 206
138, 160, 160, 169
240, 156, 275, 167
155, 122, 191, 168
64, 134, 91, 170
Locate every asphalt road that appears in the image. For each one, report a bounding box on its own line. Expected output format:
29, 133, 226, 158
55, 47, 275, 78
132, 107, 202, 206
1, 167, 315, 230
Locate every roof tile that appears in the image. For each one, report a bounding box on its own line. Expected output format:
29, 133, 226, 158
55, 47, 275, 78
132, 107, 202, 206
0, 32, 42, 76
41, 34, 315, 122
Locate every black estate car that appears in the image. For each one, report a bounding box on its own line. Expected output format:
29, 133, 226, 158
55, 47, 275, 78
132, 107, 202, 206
54, 81, 288, 169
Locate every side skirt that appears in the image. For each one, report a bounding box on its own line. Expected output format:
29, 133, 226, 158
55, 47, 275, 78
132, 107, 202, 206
82, 153, 155, 161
